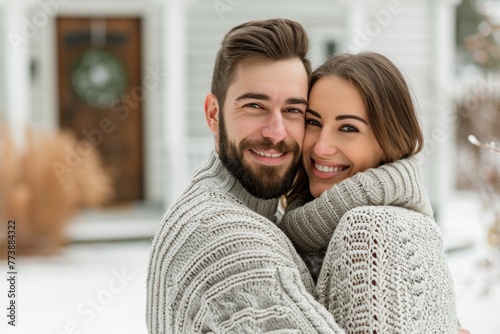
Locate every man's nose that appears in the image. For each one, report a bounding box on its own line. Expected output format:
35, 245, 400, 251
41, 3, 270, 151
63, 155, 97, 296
261, 111, 287, 143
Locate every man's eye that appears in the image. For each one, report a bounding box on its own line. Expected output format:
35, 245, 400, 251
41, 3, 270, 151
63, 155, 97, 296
286, 108, 303, 114
245, 103, 262, 109
339, 125, 358, 132
305, 119, 321, 127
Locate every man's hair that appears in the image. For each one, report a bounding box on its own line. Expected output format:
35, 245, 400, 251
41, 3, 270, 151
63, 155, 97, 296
211, 18, 311, 108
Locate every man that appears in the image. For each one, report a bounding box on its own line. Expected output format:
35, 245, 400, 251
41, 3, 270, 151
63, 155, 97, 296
147, 18, 346, 333
146, 18, 469, 334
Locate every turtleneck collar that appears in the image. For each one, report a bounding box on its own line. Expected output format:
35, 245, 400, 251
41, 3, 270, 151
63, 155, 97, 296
192, 150, 280, 223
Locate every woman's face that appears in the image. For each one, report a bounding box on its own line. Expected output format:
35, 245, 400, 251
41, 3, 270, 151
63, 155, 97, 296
303, 76, 385, 198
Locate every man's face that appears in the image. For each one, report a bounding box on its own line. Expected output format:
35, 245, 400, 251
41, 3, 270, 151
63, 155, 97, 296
210, 58, 308, 199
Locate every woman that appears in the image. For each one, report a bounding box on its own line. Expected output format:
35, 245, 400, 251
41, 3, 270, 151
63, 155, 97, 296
280, 52, 460, 333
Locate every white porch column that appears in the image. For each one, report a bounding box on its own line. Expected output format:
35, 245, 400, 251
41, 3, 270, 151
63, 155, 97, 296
429, 0, 460, 221
162, 0, 189, 208
3, 1, 32, 150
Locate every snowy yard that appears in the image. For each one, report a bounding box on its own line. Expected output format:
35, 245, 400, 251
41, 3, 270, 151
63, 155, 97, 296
1, 192, 499, 334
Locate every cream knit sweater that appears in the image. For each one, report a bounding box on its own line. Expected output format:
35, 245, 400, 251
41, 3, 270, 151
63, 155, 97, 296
280, 157, 458, 333
146, 151, 455, 333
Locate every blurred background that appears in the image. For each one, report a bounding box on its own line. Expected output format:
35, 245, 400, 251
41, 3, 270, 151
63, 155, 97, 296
0, 0, 499, 333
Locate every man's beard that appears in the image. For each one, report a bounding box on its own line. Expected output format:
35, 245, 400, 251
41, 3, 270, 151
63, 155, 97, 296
217, 113, 301, 199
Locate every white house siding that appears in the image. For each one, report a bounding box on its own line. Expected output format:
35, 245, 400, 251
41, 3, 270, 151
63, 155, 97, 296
360, 2, 433, 104
361, 2, 434, 135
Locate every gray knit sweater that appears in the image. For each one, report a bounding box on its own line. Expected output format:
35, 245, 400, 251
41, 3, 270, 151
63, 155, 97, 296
146, 151, 345, 333
280, 156, 458, 333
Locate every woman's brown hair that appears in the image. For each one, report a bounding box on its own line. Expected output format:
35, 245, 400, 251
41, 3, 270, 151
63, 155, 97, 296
286, 51, 424, 204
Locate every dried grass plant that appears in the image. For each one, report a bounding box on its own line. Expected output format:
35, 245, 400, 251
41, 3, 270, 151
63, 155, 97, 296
456, 75, 500, 251
468, 135, 500, 249
0, 126, 113, 256
454, 77, 500, 294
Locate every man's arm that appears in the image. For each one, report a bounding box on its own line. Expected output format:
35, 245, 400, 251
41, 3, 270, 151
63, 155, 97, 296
316, 206, 459, 333
146, 210, 346, 333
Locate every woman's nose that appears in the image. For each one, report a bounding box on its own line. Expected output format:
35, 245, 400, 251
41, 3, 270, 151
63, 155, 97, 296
313, 131, 338, 157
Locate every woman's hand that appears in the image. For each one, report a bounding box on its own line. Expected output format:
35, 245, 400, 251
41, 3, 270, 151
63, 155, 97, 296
458, 328, 471, 334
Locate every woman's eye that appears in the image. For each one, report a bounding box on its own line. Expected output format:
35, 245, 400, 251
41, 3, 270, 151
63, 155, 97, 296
305, 119, 321, 127
339, 125, 358, 132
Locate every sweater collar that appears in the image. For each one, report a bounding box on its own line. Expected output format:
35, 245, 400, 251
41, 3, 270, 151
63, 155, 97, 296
194, 150, 280, 223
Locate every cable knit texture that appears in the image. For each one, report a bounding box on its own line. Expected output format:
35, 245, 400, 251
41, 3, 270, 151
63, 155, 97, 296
280, 156, 458, 333
281, 155, 434, 252
146, 151, 346, 333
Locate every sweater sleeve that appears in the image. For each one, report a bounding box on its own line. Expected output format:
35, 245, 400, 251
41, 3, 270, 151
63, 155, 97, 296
316, 206, 457, 333
146, 206, 346, 333
280, 155, 434, 252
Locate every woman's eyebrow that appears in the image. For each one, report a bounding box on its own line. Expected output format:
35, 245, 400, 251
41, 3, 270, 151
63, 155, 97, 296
306, 108, 321, 118
335, 114, 368, 124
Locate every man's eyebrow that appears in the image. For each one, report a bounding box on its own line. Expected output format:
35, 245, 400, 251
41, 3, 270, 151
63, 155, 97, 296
286, 97, 308, 106
336, 114, 368, 124
235, 93, 271, 101
235, 93, 308, 107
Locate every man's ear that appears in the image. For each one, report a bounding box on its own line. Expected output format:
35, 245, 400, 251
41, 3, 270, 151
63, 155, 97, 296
204, 93, 220, 135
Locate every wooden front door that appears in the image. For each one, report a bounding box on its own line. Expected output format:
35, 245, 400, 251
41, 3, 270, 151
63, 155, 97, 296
57, 17, 143, 203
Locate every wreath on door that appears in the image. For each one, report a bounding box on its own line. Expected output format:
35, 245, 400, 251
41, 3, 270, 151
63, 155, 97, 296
71, 49, 127, 109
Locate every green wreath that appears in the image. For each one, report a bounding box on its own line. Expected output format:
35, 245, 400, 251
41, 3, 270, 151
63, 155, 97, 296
71, 49, 127, 109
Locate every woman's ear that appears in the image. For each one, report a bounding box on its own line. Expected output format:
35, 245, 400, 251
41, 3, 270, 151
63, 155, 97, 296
204, 93, 219, 135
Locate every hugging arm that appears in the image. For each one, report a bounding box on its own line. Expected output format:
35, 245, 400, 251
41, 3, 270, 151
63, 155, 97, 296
146, 213, 347, 333
280, 155, 433, 252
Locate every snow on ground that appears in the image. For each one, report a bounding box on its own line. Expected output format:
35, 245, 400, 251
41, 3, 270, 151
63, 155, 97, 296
1, 192, 499, 334
1, 241, 151, 334
442, 192, 500, 334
